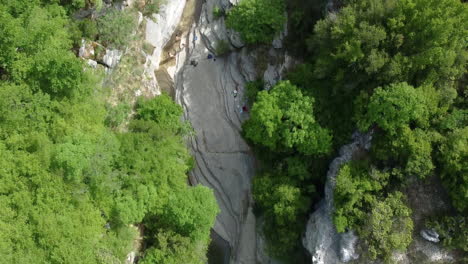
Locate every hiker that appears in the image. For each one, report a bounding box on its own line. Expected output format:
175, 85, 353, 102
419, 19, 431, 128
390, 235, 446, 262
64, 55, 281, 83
207, 54, 213, 60
242, 106, 248, 112
190, 60, 198, 67
232, 89, 238, 98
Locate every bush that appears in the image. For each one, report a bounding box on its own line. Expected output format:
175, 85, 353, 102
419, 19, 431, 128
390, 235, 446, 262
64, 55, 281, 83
333, 162, 390, 232
361, 192, 413, 262
79, 19, 98, 40
214, 39, 230, 56
244, 80, 264, 103
253, 173, 309, 257
212, 6, 224, 19
226, 0, 286, 44
143, 0, 162, 17
243, 81, 332, 155
97, 9, 137, 49
105, 103, 131, 128
428, 216, 468, 252
437, 127, 468, 212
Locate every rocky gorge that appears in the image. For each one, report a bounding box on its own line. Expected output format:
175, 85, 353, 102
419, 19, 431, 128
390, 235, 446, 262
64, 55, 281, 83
82, 0, 462, 263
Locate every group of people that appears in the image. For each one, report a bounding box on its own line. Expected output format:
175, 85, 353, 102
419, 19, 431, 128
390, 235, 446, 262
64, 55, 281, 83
190, 53, 216, 67
188, 34, 248, 113
189, 34, 218, 67
232, 87, 248, 113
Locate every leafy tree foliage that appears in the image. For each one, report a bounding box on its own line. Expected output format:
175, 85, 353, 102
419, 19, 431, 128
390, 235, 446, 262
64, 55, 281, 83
428, 215, 468, 252
161, 186, 219, 242
333, 162, 390, 233
356, 82, 432, 135
269, 0, 468, 260
0, 1, 218, 263
97, 9, 137, 49
311, 0, 468, 97
140, 230, 206, 264
226, 0, 286, 44
361, 192, 413, 262
437, 127, 468, 212
253, 173, 310, 257
244, 81, 332, 155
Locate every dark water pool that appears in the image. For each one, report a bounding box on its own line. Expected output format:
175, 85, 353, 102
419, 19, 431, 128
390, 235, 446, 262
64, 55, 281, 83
207, 230, 230, 264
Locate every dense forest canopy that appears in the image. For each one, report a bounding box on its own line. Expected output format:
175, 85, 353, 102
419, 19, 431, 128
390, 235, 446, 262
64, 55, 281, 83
0, 0, 467, 263
234, 0, 467, 261
0, 1, 218, 263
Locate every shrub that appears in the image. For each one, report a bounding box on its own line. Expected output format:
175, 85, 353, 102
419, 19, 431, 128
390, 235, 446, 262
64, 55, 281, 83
244, 80, 263, 103
361, 192, 414, 262
333, 162, 390, 233
79, 19, 98, 40
143, 0, 162, 17
105, 103, 131, 128
97, 9, 137, 49
428, 216, 468, 252
212, 6, 224, 19
214, 39, 230, 56
243, 81, 332, 155
226, 0, 286, 44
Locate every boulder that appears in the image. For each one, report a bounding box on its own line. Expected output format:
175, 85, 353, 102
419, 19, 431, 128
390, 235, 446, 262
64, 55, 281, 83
87, 59, 98, 68
227, 29, 245, 49
102, 49, 123, 68
339, 231, 359, 262
78, 39, 95, 59
420, 229, 440, 243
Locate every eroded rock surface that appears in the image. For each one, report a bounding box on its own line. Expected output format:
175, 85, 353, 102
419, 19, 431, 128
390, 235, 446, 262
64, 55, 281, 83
169, 0, 289, 263
303, 132, 372, 264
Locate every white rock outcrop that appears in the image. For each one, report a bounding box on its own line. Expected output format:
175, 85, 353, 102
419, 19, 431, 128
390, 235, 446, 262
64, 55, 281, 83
102, 49, 122, 68
303, 132, 373, 264
145, 0, 186, 71
420, 229, 440, 243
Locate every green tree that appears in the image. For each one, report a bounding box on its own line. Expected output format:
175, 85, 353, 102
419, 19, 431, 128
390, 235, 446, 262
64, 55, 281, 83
437, 127, 468, 212
428, 215, 468, 252
243, 81, 332, 155
333, 162, 390, 232
140, 230, 206, 264
253, 173, 310, 257
226, 0, 286, 44
97, 9, 137, 49
361, 192, 413, 262
356, 82, 432, 135
161, 186, 219, 242
311, 0, 468, 97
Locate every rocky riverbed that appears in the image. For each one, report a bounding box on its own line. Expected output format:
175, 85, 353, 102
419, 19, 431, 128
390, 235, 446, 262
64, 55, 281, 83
163, 0, 291, 263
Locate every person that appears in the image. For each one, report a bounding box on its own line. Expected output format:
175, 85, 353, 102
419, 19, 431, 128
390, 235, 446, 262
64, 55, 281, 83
232, 89, 238, 98
190, 60, 198, 67
207, 54, 213, 60
242, 106, 248, 112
